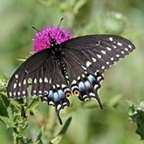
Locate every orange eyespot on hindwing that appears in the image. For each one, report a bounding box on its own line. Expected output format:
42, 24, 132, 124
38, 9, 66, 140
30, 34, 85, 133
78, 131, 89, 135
73, 89, 80, 96
63, 87, 71, 98
65, 91, 71, 97
70, 83, 80, 97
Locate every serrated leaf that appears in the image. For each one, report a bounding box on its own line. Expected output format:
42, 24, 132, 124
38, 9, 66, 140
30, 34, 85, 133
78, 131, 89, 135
129, 102, 144, 140
133, 110, 144, 140
0, 115, 14, 127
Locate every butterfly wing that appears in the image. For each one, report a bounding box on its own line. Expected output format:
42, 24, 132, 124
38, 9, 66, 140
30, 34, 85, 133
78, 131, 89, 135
7, 48, 70, 124
61, 35, 135, 106
7, 49, 50, 98
7, 34, 135, 124
62, 35, 135, 74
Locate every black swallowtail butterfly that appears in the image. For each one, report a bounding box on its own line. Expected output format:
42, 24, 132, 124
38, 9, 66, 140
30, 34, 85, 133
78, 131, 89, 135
7, 26, 135, 124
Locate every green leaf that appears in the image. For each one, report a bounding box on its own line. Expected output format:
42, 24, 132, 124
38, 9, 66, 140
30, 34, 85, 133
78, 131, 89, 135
0, 93, 10, 108
58, 117, 72, 135
34, 131, 43, 144
0, 75, 7, 91
27, 96, 39, 110
129, 102, 144, 140
73, 0, 87, 15
103, 12, 126, 34
49, 117, 72, 144
0, 115, 15, 127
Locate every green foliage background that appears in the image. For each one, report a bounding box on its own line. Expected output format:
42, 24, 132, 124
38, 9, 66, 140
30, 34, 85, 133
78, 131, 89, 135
0, 0, 144, 144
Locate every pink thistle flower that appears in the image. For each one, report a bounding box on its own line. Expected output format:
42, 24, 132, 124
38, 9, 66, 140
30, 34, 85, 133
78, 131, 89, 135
32, 26, 72, 53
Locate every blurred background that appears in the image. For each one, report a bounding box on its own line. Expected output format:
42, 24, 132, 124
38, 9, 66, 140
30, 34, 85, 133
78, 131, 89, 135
0, 0, 144, 144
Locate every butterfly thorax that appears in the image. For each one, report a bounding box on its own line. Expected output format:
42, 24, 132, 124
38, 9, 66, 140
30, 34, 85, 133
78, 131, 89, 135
50, 38, 70, 84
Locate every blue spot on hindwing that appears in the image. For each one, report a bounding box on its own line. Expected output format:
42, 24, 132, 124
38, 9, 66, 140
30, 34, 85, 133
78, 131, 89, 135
71, 84, 78, 92
84, 80, 91, 89
78, 81, 86, 92
48, 90, 54, 99
87, 74, 96, 86
57, 89, 64, 99
53, 91, 59, 101
63, 87, 71, 94
77, 79, 87, 100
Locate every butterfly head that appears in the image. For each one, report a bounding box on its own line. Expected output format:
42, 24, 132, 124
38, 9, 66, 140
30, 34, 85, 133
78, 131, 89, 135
33, 26, 72, 53
50, 38, 57, 47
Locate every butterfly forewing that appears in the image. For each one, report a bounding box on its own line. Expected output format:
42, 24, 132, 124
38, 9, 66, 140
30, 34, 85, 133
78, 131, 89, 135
62, 35, 135, 75
7, 49, 50, 98
7, 48, 67, 99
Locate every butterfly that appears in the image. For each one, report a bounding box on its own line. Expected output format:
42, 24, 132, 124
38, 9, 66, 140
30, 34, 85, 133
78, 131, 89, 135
7, 26, 135, 124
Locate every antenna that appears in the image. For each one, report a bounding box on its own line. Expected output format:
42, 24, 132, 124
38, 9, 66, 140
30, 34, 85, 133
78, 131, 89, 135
54, 18, 64, 38
32, 26, 40, 32
58, 18, 64, 28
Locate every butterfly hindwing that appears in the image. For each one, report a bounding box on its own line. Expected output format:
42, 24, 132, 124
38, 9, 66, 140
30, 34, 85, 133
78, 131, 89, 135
62, 35, 135, 104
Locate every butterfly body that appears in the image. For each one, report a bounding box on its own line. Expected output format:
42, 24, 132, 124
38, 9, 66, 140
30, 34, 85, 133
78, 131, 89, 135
7, 26, 135, 124
50, 38, 70, 84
